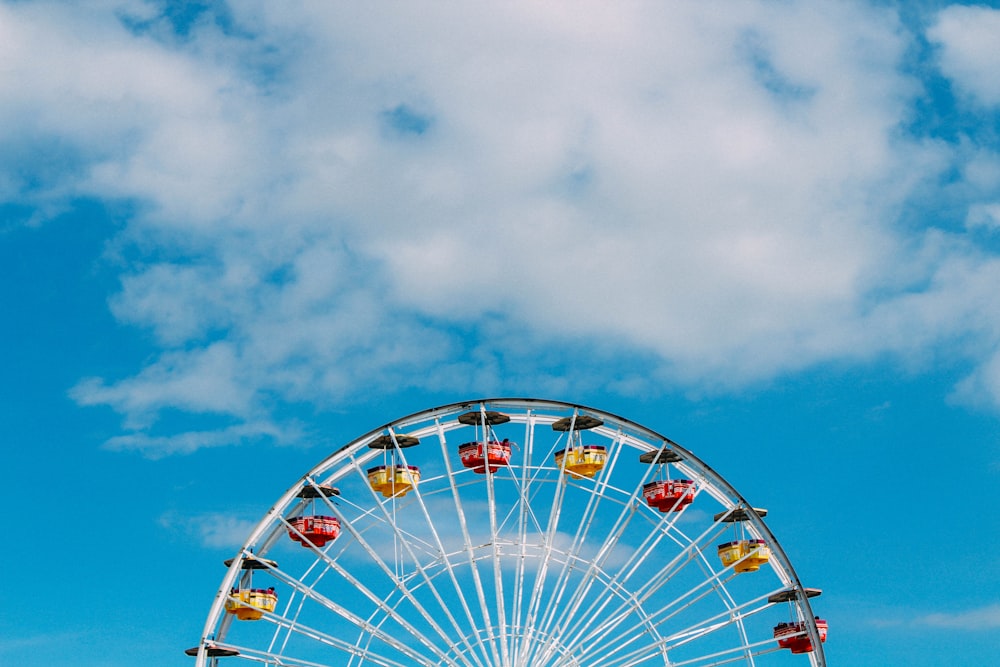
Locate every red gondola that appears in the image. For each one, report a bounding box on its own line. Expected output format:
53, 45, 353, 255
458, 439, 512, 473
774, 618, 828, 653
642, 479, 695, 512
287, 515, 341, 548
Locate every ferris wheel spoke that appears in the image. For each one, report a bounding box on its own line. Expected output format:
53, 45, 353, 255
485, 455, 512, 666
531, 431, 626, 664
347, 460, 440, 561
351, 584, 434, 667
558, 511, 732, 655
659, 597, 774, 654
660, 633, 783, 667
543, 515, 647, 657
245, 557, 445, 666
572, 564, 772, 666
629, 511, 732, 605
436, 419, 504, 667
515, 412, 616, 664
270, 519, 470, 667
515, 425, 575, 666
542, 442, 670, 654
267, 529, 341, 657
590, 586, 778, 667
499, 413, 565, 664
211, 641, 373, 667
232, 605, 415, 667
272, 583, 312, 657
508, 412, 538, 663
390, 434, 492, 667
311, 474, 480, 667
618, 487, 711, 585
694, 540, 758, 667
546, 500, 659, 648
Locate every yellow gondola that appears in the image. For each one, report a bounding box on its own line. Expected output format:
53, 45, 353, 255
554, 445, 607, 478
225, 587, 277, 621
717, 539, 770, 573
367, 465, 421, 497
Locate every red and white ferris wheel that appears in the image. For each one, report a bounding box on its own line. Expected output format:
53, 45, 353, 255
189, 398, 827, 666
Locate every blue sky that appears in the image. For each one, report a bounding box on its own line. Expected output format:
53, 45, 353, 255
1, 0, 999, 664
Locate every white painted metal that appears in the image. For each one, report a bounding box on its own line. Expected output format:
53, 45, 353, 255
193, 398, 825, 667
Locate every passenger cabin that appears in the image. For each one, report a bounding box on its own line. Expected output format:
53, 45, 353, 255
459, 440, 512, 473
642, 479, 695, 512
457, 409, 513, 473
288, 515, 340, 547
222, 555, 277, 621
365, 432, 421, 497
773, 618, 828, 653
367, 464, 421, 497
551, 414, 606, 478
287, 485, 341, 548
554, 445, 607, 478
638, 446, 693, 512
225, 587, 277, 621
717, 539, 770, 573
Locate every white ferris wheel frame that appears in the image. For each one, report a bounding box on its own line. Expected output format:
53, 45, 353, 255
191, 398, 826, 667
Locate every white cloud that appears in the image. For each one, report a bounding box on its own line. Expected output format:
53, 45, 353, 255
0, 632, 87, 653
2, 1, 998, 450
160, 510, 259, 549
967, 203, 1000, 231
929, 6, 1000, 107
0, 1, 243, 207
915, 603, 1000, 630
101, 420, 300, 458
953, 347, 1000, 410
72, 342, 255, 427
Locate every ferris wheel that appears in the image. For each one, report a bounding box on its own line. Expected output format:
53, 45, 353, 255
188, 398, 827, 666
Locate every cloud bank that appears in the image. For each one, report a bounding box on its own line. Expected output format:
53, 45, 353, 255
3, 1, 999, 454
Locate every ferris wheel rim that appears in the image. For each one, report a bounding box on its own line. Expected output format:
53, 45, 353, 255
192, 398, 826, 667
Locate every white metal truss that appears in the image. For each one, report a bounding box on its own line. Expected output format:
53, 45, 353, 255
192, 398, 825, 667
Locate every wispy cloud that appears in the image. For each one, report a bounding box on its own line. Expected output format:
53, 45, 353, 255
160, 510, 259, 549
2, 2, 999, 452
0, 631, 87, 653
915, 604, 1000, 630
928, 6, 1000, 107
99, 419, 301, 458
